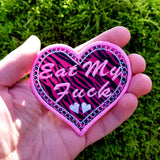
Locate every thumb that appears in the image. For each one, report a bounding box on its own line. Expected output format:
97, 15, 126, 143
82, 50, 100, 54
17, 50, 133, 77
0, 35, 41, 87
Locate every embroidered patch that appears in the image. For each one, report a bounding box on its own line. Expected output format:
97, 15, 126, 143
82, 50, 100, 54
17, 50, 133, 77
30, 41, 132, 136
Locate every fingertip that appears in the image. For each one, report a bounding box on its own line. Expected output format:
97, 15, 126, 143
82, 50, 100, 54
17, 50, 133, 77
128, 73, 152, 98
96, 26, 131, 47
20, 35, 41, 53
108, 26, 131, 47
75, 26, 131, 52
29, 35, 41, 48
117, 93, 138, 113
143, 74, 152, 94
128, 54, 146, 75
0, 35, 41, 87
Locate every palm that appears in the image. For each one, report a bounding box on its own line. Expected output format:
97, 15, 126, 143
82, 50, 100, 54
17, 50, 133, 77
0, 27, 152, 160
1, 79, 86, 160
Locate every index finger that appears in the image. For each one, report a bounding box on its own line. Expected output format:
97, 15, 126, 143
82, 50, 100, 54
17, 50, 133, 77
75, 26, 131, 53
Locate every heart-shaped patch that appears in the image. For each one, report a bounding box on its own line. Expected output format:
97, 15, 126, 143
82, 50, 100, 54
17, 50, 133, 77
30, 41, 131, 136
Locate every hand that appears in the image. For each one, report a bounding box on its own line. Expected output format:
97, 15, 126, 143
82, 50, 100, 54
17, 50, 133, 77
0, 26, 152, 160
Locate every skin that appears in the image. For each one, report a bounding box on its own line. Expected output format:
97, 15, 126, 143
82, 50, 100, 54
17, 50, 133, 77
0, 26, 152, 160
